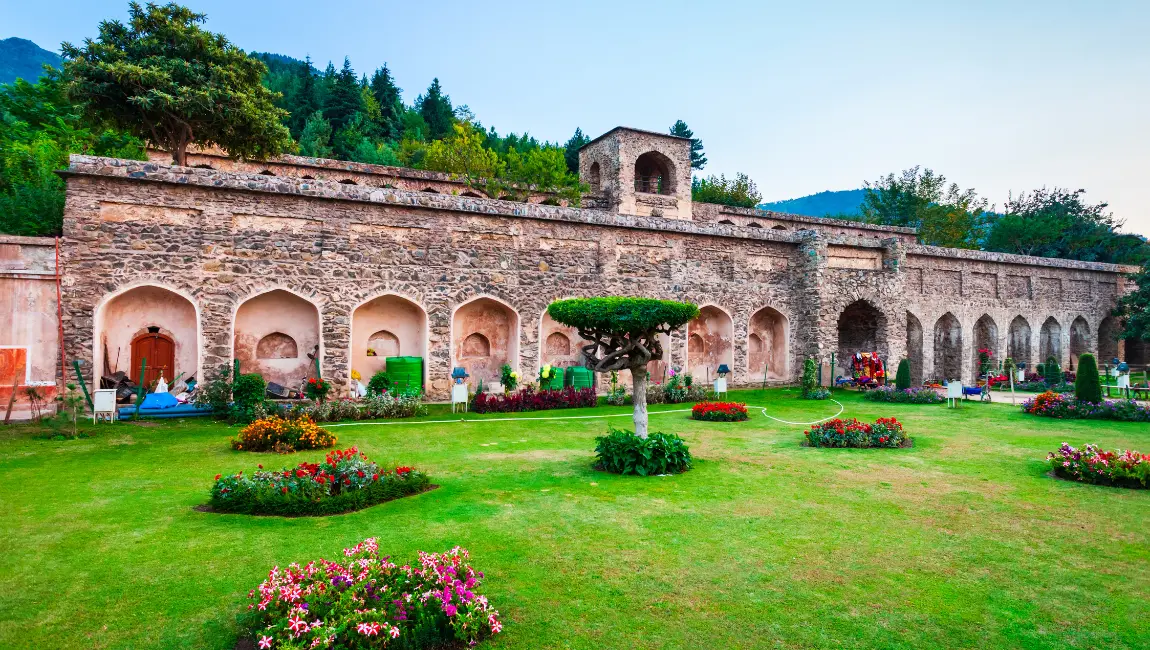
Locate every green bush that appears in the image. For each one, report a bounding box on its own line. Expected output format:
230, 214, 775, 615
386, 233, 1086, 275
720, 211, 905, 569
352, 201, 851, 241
193, 363, 235, 417
895, 358, 911, 390
594, 428, 692, 476
1075, 353, 1102, 403
800, 357, 819, 398
232, 373, 266, 410
1045, 357, 1061, 386
366, 370, 391, 396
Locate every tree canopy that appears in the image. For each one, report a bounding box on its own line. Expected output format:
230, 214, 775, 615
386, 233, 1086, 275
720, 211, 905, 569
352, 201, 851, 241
860, 166, 989, 249
692, 173, 761, 208
61, 2, 292, 166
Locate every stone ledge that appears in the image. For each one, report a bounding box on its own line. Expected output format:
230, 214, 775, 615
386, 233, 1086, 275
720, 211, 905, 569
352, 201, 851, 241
906, 243, 1136, 274
708, 204, 918, 235
0, 235, 57, 246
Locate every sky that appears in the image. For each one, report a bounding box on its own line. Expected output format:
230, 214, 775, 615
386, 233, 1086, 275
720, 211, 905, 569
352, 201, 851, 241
4, 0, 1150, 235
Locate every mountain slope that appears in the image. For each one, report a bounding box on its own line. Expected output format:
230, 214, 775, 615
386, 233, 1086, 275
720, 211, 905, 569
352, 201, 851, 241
0, 38, 61, 85
759, 189, 866, 217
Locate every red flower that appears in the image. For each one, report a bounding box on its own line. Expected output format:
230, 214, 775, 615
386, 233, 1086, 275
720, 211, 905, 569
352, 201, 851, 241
371, 473, 379, 481
215, 474, 221, 480
281, 486, 288, 494
357, 470, 365, 478
257, 464, 262, 469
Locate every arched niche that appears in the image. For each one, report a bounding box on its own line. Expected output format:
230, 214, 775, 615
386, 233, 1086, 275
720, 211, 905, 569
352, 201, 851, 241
634, 151, 675, 195
687, 306, 733, 380
1069, 316, 1091, 367
748, 306, 788, 381
453, 297, 519, 385
1039, 317, 1062, 364
747, 222, 762, 229
1008, 316, 1032, 368
96, 285, 198, 385
351, 294, 428, 380
933, 312, 962, 382
234, 289, 320, 388
972, 314, 998, 378
539, 310, 590, 372
1098, 316, 1120, 363
837, 300, 889, 365
906, 312, 924, 386
588, 162, 601, 192
257, 332, 297, 359
771, 225, 787, 231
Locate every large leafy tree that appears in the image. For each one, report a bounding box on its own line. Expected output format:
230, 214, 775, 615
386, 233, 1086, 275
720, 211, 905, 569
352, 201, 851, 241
861, 166, 988, 249
416, 78, 454, 141
691, 173, 761, 208
547, 298, 698, 438
669, 120, 706, 170
1113, 265, 1150, 348
61, 2, 292, 166
422, 122, 503, 182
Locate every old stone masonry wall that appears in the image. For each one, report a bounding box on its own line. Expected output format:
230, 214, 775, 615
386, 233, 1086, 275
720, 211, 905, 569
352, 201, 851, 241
58, 156, 1134, 400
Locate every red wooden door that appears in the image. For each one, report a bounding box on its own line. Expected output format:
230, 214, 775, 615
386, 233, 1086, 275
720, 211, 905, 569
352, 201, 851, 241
131, 334, 175, 386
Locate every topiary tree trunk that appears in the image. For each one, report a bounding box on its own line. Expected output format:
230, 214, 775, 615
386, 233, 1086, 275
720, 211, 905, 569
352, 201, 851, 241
547, 298, 698, 439
1075, 353, 1101, 403
895, 358, 911, 390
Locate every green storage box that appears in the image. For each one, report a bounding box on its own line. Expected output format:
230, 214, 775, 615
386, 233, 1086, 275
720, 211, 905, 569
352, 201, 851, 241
564, 366, 594, 389
541, 366, 565, 391
384, 356, 424, 391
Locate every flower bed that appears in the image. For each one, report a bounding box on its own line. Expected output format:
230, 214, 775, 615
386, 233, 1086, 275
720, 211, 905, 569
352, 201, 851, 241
594, 428, 692, 476
994, 380, 1075, 393
691, 401, 749, 422
238, 538, 502, 649
1022, 391, 1150, 422
210, 447, 431, 516
803, 417, 911, 448
232, 415, 336, 453
288, 392, 428, 423
470, 386, 597, 414
1047, 443, 1149, 488
863, 386, 944, 404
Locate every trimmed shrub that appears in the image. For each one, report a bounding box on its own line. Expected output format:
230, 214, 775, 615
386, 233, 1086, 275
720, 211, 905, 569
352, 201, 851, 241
231, 415, 336, 452
1048, 443, 1149, 488
238, 539, 502, 647
231, 373, 266, 412
895, 358, 911, 390
1075, 353, 1102, 404
210, 447, 430, 516
804, 417, 911, 448
1045, 357, 1060, 386
800, 357, 819, 398
366, 370, 391, 396
691, 401, 749, 422
863, 386, 944, 404
471, 386, 597, 414
594, 428, 692, 475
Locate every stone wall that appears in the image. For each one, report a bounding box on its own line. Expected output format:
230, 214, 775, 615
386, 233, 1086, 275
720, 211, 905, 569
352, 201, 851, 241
0, 235, 59, 418
57, 155, 1135, 400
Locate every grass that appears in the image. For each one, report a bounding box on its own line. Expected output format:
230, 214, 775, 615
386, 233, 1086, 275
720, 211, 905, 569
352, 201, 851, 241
0, 388, 1147, 649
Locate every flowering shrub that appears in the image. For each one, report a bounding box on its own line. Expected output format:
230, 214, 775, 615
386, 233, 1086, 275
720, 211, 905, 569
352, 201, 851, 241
286, 393, 429, 423
305, 377, 332, 403
804, 417, 911, 448
238, 538, 501, 648
1047, 443, 1149, 489
232, 416, 337, 453
211, 447, 431, 516
997, 380, 1075, 393
803, 387, 831, 400
470, 386, 597, 414
499, 364, 519, 392
1022, 391, 1150, 422
594, 428, 692, 475
605, 371, 627, 406
691, 401, 749, 422
863, 386, 944, 404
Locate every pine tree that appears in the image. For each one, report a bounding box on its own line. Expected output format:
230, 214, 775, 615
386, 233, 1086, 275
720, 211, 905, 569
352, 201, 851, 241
287, 56, 323, 138
324, 58, 364, 133
669, 120, 707, 170
1075, 353, 1101, 403
895, 359, 911, 390
416, 78, 454, 140
369, 64, 404, 142
563, 127, 590, 173
298, 111, 333, 158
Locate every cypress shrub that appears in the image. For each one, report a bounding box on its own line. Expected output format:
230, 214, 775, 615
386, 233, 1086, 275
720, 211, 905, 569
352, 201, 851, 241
1045, 357, 1060, 385
1075, 353, 1101, 403
801, 358, 818, 398
895, 358, 911, 390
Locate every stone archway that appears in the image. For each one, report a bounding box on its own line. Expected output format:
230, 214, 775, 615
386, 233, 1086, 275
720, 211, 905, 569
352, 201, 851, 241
234, 289, 321, 388
748, 306, 788, 381
96, 285, 199, 384
539, 310, 588, 371
933, 312, 962, 382
837, 300, 889, 367
1040, 317, 1062, 365
1008, 316, 1032, 370
1098, 316, 1120, 364
905, 312, 924, 386
453, 297, 519, 386
687, 306, 734, 380
1069, 316, 1091, 369
351, 294, 428, 383
972, 314, 998, 379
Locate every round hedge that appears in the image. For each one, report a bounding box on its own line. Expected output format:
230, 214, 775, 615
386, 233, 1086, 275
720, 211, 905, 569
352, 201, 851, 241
547, 297, 699, 334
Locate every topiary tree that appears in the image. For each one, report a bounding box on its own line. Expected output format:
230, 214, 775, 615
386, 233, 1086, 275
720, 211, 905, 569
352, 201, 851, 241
801, 357, 819, 398
547, 297, 699, 438
1045, 357, 1061, 386
1075, 353, 1101, 403
895, 358, 911, 390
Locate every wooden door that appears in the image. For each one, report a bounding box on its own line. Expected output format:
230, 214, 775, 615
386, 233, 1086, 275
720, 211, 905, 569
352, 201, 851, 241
131, 333, 175, 387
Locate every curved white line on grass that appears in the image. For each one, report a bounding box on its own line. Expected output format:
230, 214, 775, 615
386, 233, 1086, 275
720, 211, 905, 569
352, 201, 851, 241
326, 399, 844, 428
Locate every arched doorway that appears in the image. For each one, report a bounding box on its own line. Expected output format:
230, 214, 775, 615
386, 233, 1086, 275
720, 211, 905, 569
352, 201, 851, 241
96, 285, 199, 384
748, 306, 788, 381
1098, 316, 1120, 363
1008, 316, 1032, 370
836, 300, 889, 369
234, 289, 321, 388
906, 312, 924, 386
1069, 316, 1091, 368
1039, 317, 1062, 364
634, 151, 675, 195
130, 331, 175, 386
453, 297, 519, 386
687, 306, 734, 380
972, 315, 998, 379
933, 312, 962, 382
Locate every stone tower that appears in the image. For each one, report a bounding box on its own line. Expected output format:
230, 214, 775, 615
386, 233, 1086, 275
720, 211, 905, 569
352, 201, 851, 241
578, 127, 693, 220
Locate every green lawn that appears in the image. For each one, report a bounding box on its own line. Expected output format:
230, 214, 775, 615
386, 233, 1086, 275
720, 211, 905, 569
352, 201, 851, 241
0, 388, 1147, 649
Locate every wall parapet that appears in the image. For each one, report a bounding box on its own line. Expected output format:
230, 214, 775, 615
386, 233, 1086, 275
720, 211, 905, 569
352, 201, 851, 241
906, 243, 1137, 274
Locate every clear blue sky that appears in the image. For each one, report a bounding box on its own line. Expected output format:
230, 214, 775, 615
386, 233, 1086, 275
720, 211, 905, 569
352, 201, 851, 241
5, 0, 1149, 234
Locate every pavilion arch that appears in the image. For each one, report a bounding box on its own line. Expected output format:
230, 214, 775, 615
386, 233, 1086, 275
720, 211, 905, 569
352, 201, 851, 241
350, 293, 429, 385
905, 311, 924, 386
452, 296, 520, 385
634, 150, 675, 195
972, 314, 998, 378
933, 312, 962, 382
1098, 316, 1120, 363
1008, 316, 1032, 369
94, 283, 200, 387
1039, 317, 1062, 364
687, 305, 734, 380
234, 288, 321, 389
837, 299, 890, 369
1069, 316, 1091, 368
747, 306, 789, 381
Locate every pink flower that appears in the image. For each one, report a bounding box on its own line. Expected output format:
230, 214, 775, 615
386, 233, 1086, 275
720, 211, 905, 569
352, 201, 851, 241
389, 625, 400, 638
258, 635, 273, 649
356, 622, 381, 636
445, 604, 458, 617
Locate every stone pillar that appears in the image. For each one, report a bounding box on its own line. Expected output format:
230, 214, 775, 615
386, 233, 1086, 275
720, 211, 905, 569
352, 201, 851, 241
425, 296, 453, 401
793, 230, 827, 369
321, 298, 351, 390
199, 291, 234, 381
922, 315, 936, 383
960, 316, 975, 385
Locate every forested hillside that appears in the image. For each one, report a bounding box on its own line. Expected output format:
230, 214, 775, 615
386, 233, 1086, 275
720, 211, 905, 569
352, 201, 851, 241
0, 38, 60, 85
